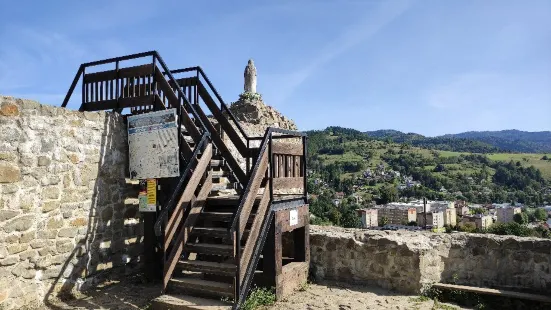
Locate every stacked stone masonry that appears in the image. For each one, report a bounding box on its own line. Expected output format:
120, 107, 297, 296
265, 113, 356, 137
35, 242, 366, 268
310, 225, 551, 295
0, 96, 141, 309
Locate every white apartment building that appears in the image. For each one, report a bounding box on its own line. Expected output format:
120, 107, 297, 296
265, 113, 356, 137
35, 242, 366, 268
356, 209, 378, 228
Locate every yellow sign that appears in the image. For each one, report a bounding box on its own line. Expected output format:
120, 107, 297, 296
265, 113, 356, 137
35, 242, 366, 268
147, 179, 156, 206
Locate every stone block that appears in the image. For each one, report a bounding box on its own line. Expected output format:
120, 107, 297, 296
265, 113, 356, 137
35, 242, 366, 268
1, 183, 18, 194
42, 201, 60, 213
7, 244, 26, 255
0, 210, 20, 222
58, 227, 78, 238
37, 156, 51, 167
0, 162, 21, 183
56, 240, 74, 254
3, 215, 34, 233
42, 186, 60, 199
0, 256, 19, 266
46, 217, 63, 229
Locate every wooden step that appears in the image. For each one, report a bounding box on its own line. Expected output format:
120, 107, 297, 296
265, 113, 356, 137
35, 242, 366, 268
169, 278, 233, 299
192, 227, 228, 238
200, 211, 256, 223
206, 195, 261, 207
151, 294, 232, 310
210, 159, 224, 167
201, 211, 234, 222
185, 243, 234, 256
176, 260, 236, 277
211, 170, 230, 178
211, 183, 236, 192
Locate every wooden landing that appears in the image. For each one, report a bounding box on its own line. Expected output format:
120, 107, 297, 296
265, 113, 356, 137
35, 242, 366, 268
432, 283, 551, 303
151, 294, 231, 310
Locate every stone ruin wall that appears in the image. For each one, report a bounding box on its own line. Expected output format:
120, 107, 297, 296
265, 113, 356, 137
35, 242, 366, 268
0, 97, 141, 309
310, 225, 551, 295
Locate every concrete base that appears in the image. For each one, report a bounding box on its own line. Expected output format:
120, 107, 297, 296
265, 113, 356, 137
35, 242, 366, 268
151, 294, 232, 310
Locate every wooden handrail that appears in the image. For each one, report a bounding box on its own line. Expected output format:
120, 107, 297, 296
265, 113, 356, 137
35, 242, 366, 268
162, 144, 212, 289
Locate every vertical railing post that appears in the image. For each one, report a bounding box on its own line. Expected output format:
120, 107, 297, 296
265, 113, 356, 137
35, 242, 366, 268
115, 61, 120, 110
81, 67, 86, 108
246, 139, 250, 176
235, 218, 241, 306
152, 56, 157, 108
269, 132, 274, 202
303, 136, 308, 203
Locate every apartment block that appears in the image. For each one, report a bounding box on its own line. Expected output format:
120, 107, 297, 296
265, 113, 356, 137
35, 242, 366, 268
417, 211, 445, 228
496, 206, 521, 223
356, 209, 378, 228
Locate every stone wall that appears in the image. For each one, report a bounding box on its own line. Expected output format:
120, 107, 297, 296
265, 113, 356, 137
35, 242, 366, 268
310, 225, 551, 295
0, 96, 141, 309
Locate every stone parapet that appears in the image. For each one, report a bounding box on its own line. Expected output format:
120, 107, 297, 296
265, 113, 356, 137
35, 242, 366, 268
310, 225, 551, 294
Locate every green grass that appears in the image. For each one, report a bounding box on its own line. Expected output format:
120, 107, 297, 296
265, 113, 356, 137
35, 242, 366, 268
487, 153, 551, 179
242, 287, 276, 310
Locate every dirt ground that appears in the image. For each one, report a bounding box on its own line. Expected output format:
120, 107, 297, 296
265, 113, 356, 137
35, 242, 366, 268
46, 276, 465, 310
268, 281, 466, 310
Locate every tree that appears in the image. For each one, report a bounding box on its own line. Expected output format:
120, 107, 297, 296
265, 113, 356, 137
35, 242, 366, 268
534, 208, 548, 222
407, 221, 417, 226
542, 155, 549, 160
379, 185, 398, 204
379, 216, 389, 226
513, 212, 529, 225
459, 222, 476, 233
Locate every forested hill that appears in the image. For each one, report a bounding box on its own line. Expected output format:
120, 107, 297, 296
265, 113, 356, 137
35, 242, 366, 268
442, 130, 551, 153
364, 129, 551, 153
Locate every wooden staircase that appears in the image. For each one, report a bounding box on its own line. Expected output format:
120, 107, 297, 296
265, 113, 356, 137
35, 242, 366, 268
61, 51, 308, 309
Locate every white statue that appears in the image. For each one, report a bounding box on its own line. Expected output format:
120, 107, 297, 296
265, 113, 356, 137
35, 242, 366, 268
244, 59, 257, 93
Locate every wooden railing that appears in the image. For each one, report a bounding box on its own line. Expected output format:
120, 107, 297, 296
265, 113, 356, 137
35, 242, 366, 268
230, 127, 307, 308
167, 67, 262, 178
160, 135, 212, 289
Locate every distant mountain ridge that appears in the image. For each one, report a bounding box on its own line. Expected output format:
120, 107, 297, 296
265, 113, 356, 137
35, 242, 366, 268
364, 129, 551, 153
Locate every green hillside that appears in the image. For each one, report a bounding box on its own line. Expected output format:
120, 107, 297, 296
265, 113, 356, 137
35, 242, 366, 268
307, 127, 551, 206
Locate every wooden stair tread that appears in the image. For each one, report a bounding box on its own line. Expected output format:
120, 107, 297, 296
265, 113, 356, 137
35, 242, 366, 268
169, 278, 233, 297
151, 294, 232, 310
192, 227, 229, 238
177, 260, 236, 276
185, 243, 235, 255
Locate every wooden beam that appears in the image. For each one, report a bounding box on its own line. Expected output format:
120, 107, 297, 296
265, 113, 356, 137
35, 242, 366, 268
272, 142, 303, 156
273, 177, 304, 191
432, 283, 551, 303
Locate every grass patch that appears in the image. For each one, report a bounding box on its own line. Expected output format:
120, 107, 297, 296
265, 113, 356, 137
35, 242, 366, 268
242, 287, 276, 310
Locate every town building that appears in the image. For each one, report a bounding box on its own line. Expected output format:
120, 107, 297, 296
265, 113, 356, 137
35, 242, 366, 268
430, 202, 457, 227
356, 209, 378, 228
496, 206, 522, 223
375, 203, 417, 225
417, 211, 444, 228
461, 214, 493, 230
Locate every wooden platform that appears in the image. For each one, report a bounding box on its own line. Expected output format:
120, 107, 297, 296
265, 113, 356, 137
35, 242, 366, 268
432, 283, 551, 303
151, 294, 232, 310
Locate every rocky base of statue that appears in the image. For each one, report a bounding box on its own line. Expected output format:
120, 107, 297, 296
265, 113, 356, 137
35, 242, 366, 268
228, 93, 298, 134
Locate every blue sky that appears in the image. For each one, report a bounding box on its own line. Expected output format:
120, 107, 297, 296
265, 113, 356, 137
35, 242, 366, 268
0, 0, 549, 136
